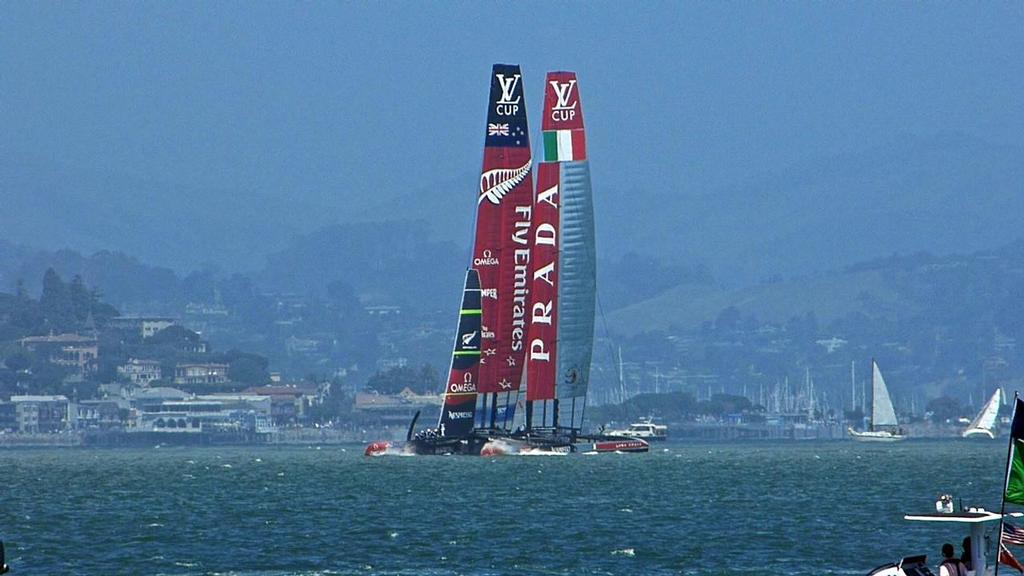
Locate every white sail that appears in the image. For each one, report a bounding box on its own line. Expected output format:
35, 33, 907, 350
963, 388, 1002, 438
871, 361, 899, 429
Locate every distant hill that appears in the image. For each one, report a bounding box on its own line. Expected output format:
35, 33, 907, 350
607, 269, 907, 336
608, 240, 1024, 338
614, 133, 1024, 283
2, 134, 1020, 284
253, 220, 465, 313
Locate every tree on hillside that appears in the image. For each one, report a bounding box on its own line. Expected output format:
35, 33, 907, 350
69, 275, 93, 323
715, 306, 741, 332
148, 325, 203, 348
926, 396, 963, 423
40, 268, 74, 331
183, 269, 216, 303
222, 349, 270, 385
700, 393, 752, 416
365, 363, 440, 395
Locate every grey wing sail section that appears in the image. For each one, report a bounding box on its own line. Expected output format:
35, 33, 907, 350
555, 159, 596, 406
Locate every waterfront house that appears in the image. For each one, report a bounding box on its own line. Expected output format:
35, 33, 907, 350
108, 316, 177, 339
174, 362, 229, 386
118, 358, 162, 386
10, 395, 70, 433
18, 333, 98, 375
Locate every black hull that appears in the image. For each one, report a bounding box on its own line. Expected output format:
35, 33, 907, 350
407, 435, 489, 456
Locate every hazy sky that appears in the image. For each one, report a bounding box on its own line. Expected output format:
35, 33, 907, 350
2, 2, 1021, 271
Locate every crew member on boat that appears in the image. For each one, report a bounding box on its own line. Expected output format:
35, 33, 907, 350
960, 537, 973, 575
938, 542, 968, 576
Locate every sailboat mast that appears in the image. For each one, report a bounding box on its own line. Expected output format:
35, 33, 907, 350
851, 360, 856, 413
870, 358, 875, 431
472, 64, 534, 430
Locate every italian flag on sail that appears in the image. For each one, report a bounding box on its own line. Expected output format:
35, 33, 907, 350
1006, 397, 1024, 504
543, 129, 587, 162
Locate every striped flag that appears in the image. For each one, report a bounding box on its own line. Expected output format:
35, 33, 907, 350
543, 129, 587, 162
1005, 523, 1024, 546
1002, 544, 1024, 573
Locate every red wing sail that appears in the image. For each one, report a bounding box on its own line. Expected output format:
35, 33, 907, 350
474, 64, 535, 428
542, 72, 586, 161
525, 71, 596, 431
526, 163, 559, 402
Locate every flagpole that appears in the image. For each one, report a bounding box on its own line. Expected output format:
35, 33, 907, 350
997, 392, 1020, 576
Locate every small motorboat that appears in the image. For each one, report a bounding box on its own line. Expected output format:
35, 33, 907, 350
606, 417, 668, 441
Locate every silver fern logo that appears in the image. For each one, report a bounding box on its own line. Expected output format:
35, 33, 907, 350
479, 159, 531, 205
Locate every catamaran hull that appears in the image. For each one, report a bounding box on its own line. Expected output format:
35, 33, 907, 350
478, 435, 649, 456
848, 427, 907, 442
962, 428, 997, 439
364, 437, 489, 457
480, 437, 572, 456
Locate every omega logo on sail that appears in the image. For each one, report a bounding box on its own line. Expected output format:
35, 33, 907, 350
449, 372, 476, 394
473, 249, 498, 266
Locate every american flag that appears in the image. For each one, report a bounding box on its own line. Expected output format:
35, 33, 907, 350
488, 123, 509, 136
1004, 523, 1024, 546
1002, 543, 1024, 573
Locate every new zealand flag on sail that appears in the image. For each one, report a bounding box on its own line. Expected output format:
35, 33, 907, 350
485, 64, 530, 148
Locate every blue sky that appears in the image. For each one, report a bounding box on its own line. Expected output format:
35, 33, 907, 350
1, 2, 1021, 272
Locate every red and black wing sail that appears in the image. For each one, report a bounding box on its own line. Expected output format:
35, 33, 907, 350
437, 269, 482, 438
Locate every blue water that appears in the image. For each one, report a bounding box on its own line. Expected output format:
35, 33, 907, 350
0, 441, 1009, 575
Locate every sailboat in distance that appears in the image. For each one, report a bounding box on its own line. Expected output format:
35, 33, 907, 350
962, 388, 1002, 439
849, 360, 907, 442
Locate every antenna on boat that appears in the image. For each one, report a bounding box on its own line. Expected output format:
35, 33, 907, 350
1, 539, 9, 574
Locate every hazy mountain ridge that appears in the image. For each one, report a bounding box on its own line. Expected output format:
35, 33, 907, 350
648, 133, 1024, 283
609, 239, 1024, 339
2, 134, 1020, 285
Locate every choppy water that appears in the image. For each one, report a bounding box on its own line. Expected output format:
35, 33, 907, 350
0, 440, 1008, 575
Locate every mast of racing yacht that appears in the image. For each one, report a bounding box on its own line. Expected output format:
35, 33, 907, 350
525, 71, 596, 433
473, 64, 534, 431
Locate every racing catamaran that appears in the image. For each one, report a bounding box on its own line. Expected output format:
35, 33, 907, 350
366, 67, 646, 456
481, 71, 646, 455
366, 64, 534, 456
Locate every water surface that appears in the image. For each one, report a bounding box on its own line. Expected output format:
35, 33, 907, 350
0, 440, 1007, 575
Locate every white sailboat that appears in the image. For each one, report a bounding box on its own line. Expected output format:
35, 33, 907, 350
962, 388, 1002, 439
848, 359, 906, 442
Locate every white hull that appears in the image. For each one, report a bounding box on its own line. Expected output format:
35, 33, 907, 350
962, 428, 997, 439
848, 427, 906, 442
961, 389, 1001, 439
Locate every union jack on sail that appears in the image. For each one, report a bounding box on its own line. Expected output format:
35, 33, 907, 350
488, 123, 509, 136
